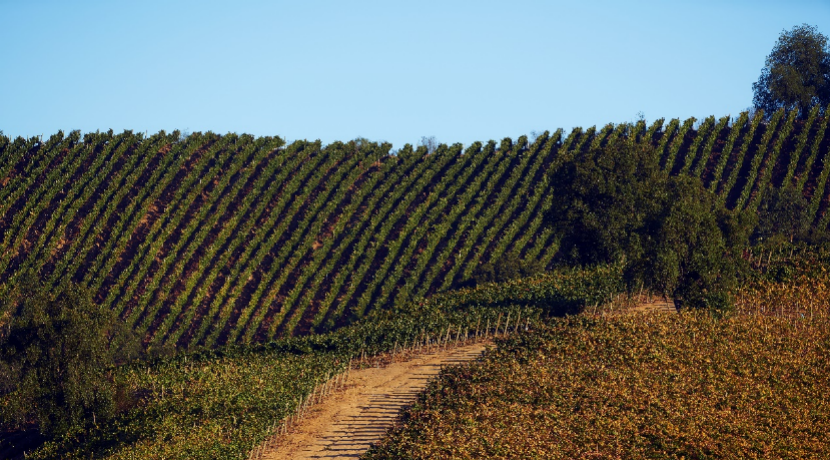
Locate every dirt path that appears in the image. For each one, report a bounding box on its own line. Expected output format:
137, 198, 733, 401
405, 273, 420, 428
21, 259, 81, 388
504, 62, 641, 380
625, 297, 677, 314
257, 342, 490, 460
595, 293, 678, 316
253, 299, 676, 460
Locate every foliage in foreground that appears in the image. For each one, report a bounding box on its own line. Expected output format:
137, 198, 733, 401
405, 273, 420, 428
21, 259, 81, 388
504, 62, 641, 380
0, 280, 138, 438
366, 273, 830, 460
23, 266, 621, 459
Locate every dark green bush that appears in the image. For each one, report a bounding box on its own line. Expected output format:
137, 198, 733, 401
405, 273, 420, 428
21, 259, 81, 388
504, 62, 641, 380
472, 254, 545, 286
0, 279, 138, 437
547, 137, 667, 265
547, 137, 754, 311
755, 182, 823, 245
624, 177, 755, 314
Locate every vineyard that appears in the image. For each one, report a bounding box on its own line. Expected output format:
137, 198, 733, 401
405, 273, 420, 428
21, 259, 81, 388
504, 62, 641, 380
365, 268, 831, 460
0, 108, 828, 348
27, 265, 620, 459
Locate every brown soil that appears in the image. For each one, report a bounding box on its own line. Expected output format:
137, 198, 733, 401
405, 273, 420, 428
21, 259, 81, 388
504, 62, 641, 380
255, 342, 490, 460
591, 293, 679, 316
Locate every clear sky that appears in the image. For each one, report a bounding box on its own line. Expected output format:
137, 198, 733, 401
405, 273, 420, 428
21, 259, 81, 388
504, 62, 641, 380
1, 0, 829, 148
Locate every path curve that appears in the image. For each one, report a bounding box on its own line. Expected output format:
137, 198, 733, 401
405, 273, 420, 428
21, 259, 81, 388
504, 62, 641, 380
257, 342, 489, 460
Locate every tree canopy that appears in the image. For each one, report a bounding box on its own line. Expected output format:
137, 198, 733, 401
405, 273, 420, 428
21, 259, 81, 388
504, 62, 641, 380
0, 279, 138, 436
547, 136, 755, 312
752, 24, 830, 118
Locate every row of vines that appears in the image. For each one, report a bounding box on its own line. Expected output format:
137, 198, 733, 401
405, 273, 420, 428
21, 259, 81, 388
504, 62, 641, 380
0, 109, 828, 348
29, 264, 623, 459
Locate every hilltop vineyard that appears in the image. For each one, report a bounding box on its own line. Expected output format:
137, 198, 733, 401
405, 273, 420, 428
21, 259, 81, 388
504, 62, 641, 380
0, 108, 828, 348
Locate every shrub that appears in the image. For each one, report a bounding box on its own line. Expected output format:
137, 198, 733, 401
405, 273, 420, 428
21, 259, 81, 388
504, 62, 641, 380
0, 278, 138, 437
548, 137, 754, 311
755, 183, 818, 245
472, 254, 545, 286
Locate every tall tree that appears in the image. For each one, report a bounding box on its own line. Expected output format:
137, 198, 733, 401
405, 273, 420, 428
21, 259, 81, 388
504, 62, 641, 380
753, 24, 830, 118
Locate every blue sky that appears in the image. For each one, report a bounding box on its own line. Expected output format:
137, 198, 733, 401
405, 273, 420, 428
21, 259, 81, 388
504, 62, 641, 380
1, 0, 829, 148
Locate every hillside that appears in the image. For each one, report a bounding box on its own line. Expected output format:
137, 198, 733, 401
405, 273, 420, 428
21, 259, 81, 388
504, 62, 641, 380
13, 252, 830, 459
24, 265, 620, 459
366, 268, 831, 460
0, 107, 828, 349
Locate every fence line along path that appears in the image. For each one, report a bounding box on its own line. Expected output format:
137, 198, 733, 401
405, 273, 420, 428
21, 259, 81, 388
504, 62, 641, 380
256, 342, 490, 460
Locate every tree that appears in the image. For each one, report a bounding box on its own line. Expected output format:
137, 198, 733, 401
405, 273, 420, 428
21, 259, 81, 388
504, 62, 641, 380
547, 137, 667, 265
624, 177, 755, 314
529, 130, 547, 146
753, 182, 830, 247
418, 136, 439, 154
0, 278, 138, 436
752, 24, 829, 118
547, 136, 753, 312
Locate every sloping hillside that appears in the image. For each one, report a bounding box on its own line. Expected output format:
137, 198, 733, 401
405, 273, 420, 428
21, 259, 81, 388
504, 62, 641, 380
0, 108, 828, 348
366, 268, 830, 460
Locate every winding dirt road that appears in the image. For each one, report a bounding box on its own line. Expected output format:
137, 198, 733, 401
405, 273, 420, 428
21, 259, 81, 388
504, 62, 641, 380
256, 342, 490, 460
